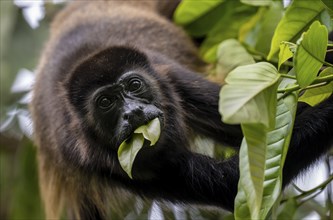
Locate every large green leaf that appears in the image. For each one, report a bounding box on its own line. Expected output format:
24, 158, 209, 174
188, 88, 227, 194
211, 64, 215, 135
259, 94, 297, 219
299, 67, 333, 106
236, 123, 268, 220
267, 0, 326, 60
216, 39, 255, 79
295, 21, 328, 88
219, 62, 279, 128
173, 0, 223, 26
234, 94, 297, 220
118, 118, 161, 178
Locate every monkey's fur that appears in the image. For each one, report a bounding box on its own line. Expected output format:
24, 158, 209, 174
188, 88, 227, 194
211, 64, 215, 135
31, 1, 333, 219
33, 1, 203, 218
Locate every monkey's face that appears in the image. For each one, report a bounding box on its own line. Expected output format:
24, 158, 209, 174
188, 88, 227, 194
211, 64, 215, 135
66, 47, 164, 151
91, 71, 163, 148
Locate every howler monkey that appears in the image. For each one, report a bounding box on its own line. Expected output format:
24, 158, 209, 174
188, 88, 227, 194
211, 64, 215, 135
31, 1, 333, 219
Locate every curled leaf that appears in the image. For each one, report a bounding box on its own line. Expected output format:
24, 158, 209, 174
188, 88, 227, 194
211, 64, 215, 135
118, 118, 161, 178
134, 118, 161, 146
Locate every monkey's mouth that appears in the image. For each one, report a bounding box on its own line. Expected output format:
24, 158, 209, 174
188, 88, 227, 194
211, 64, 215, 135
118, 116, 163, 148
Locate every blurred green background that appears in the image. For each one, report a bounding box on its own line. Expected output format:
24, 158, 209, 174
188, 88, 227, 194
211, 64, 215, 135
0, 2, 63, 219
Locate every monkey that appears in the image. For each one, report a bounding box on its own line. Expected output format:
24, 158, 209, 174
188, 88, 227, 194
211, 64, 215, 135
30, 1, 333, 219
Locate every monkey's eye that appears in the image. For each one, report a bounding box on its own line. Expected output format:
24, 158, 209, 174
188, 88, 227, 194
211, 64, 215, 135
97, 96, 113, 109
128, 78, 142, 92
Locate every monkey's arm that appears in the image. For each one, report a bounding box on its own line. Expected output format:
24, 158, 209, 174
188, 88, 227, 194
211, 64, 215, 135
167, 66, 243, 147
283, 99, 333, 186
119, 150, 239, 211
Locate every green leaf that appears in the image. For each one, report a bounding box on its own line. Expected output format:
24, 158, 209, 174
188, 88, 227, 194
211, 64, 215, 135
299, 67, 333, 106
239, 2, 283, 56
241, 0, 272, 6
234, 94, 297, 220
202, 44, 219, 63
278, 42, 296, 70
250, 2, 284, 56
118, 134, 145, 179
134, 118, 161, 146
219, 62, 279, 128
238, 7, 267, 44
234, 181, 251, 220
267, 0, 326, 60
176, 1, 226, 37
295, 21, 328, 88
118, 118, 161, 178
321, 0, 333, 12
216, 39, 255, 79
259, 94, 297, 219
236, 123, 268, 220
199, 1, 257, 60
173, 0, 223, 26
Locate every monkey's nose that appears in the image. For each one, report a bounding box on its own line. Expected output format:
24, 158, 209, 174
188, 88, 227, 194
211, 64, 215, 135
123, 106, 144, 121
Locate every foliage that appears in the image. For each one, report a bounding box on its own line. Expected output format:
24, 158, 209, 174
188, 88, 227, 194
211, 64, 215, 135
118, 118, 161, 178
174, 0, 333, 219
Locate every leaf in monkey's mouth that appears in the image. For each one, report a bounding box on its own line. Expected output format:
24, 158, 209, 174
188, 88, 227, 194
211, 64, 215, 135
117, 118, 161, 179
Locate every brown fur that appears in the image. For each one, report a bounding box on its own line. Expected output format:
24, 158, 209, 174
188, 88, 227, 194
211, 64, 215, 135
31, 1, 207, 219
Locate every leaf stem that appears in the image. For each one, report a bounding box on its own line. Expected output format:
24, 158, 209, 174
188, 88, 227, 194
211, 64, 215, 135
313, 74, 333, 84
247, 48, 294, 67
277, 74, 333, 94
324, 61, 333, 67
281, 175, 333, 203
279, 74, 296, 79
277, 85, 300, 93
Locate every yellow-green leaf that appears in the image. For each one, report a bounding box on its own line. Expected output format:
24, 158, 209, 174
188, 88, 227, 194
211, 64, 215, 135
173, 0, 223, 26
278, 42, 295, 70
198, 1, 257, 61
299, 67, 333, 106
294, 21, 328, 88
241, 0, 272, 6
267, 0, 325, 60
